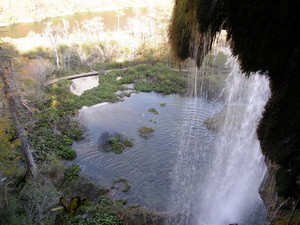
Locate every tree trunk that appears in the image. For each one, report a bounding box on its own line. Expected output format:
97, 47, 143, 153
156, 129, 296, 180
0, 62, 36, 176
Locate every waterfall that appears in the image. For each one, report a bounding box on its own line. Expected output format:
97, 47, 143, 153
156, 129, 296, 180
167, 56, 270, 225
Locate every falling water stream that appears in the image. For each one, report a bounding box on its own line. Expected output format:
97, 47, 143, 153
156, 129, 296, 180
167, 57, 270, 225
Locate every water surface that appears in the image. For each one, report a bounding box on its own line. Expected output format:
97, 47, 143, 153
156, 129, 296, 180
72, 92, 221, 211
1, 8, 143, 39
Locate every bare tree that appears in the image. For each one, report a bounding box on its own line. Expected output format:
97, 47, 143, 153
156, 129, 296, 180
21, 176, 62, 224
0, 58, 36, 175
44, 22, 62, 68
28, 58, 54, 105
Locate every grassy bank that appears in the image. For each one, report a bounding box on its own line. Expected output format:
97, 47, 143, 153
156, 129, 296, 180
27, 62, 187, 161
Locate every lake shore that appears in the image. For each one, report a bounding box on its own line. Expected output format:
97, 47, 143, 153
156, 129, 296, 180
0, 1, 172, 27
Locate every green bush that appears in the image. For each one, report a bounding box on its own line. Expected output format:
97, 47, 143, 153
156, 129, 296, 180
64, 164, 81, 181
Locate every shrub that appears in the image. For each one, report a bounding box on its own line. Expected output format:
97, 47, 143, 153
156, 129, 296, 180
20, 177, 62, 225
64, 164, 81, 181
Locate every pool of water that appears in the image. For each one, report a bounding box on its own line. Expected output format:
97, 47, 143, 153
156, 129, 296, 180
70, 75, 99, 96
72, 92, 222, 211
1, 8, 145, 39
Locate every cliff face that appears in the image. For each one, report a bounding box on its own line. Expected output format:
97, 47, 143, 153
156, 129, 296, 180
169, 0, 300, 215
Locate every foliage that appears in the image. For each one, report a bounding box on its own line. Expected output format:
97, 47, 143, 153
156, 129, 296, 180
57, 206, 122, 225
5, 4, 172, 75
0, 0, 172, 24
54, 196, 89, 216
64, 164, 81, 181
20, 176, 62, 225
98, 131, 134, 154
108, 137, 125, 154
117, 63, 188, 94
274, 210, 300, 225
0, 117, 23, 177
99, 196, 114, 207
28, 81, 85, 160
39, 154, 65, 182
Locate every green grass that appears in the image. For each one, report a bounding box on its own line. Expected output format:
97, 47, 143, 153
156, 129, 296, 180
30, 62, 186, 160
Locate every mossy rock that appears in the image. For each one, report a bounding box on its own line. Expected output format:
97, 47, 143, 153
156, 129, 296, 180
107, 137, 125, 154
148, 108, 159, 115
204, 105, 245, 131
138, 126, 155, 139
149, 119, 158, 124
99, 131, 134, 154
160, 103, 167, 107
122, 139, 134, 147
115, 199, 127, 205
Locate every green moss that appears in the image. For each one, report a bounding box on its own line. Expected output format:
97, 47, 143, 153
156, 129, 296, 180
113, 178, 131, 192
274, 210, 300, 225
138, 126, 155, 139
149, 119, 158, 124
98, 131, 133, 154
160, 103, 166, 107
138, 126, 155, 134
107, 137, 125, 154
122, 139, 134, 147
118, 63, 188, 94
115, 199, 127, 205
148, 108, 159, 115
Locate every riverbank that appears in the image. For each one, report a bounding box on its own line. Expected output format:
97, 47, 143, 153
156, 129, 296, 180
0, 0, 172, 26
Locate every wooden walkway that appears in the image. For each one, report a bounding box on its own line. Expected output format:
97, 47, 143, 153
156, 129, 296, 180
44, 68, 129, 87
44, 71, 99, 86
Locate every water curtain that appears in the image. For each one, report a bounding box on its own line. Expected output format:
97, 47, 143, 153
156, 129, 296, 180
167, 55, 270, 225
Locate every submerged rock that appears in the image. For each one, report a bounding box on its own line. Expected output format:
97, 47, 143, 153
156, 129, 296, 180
204, 105, 244, 131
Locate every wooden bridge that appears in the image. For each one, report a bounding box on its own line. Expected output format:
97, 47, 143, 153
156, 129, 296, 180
44, 71, 99, 86
44, 68, 129, 86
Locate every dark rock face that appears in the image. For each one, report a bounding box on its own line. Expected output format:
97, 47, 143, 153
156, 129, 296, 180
169, 0, 300, 198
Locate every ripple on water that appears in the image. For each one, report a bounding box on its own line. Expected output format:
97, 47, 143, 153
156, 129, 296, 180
72, 92, 221, 211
